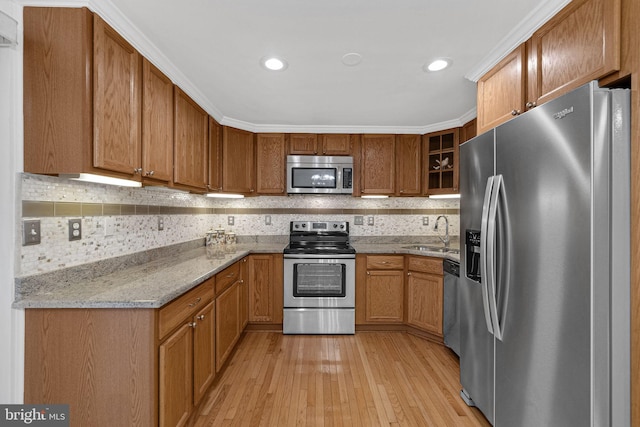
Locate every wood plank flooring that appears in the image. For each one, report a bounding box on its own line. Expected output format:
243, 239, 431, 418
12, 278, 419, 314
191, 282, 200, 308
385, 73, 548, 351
191, 331, 490, 426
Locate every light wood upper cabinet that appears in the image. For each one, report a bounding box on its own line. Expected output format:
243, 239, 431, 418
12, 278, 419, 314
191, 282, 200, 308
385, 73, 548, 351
222, 127, 256, 194
395, 134, 422, 196
477, 45, 526, 134
256, 133, 286, 195
93, 15, 142, 177
173, 88, 209, 191
23, 8, 144, 182
319, 134, 352, 155
527, 0, 620, 106
142, 59, 173, 183
461, 119, 477, 143
360, 134, 396, 195
477, 0, 620, 134
208, 116, 223, 192
289, 133, 352, 155
423, 128, 459, 195
288, 133, 319, 155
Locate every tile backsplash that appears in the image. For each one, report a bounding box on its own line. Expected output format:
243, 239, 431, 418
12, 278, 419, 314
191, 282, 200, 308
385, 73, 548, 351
19, 174, 459, 275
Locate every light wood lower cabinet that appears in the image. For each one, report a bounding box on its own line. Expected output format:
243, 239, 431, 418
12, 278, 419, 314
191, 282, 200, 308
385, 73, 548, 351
159, 322, 193, 427
406, 256, 444, 337
357, 255, 405, 324
216, 280, 241, 372
247, 253, 284, 325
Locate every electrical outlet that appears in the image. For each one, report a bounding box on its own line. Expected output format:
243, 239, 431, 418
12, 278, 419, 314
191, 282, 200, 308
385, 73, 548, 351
104, 218, 115, 236
367, 216, 375, 226
157, 216, 164, 231
228, 216, 235, 226
422, 216, 429, 226
354, 216, 364, 225
68, 219, 82, 241
23, 220, 41, 246
265, 215, 272, 226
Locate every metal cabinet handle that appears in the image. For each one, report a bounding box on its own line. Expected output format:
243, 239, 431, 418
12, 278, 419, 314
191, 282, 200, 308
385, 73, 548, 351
133, 167, 143, 174
145, 170, 155, 176
366, 271, 370, 275
511, 109, 521, 116
525, 101, 537, 109
407, 272, 411, 276
225, 272, 235, 278
197, 314, 205, 321
189, 321, 197, 328
188, 297, 202, 308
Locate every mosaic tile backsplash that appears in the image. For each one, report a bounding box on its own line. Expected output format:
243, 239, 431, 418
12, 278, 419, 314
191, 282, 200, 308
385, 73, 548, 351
19, 174, 460, 275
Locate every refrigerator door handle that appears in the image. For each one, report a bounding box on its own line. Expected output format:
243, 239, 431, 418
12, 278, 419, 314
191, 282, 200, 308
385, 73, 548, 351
487, 174, 504, 341
480, 176, 495, 335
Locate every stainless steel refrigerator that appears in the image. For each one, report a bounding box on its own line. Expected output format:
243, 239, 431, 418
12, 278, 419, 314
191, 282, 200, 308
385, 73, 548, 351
459, 81, 630, 426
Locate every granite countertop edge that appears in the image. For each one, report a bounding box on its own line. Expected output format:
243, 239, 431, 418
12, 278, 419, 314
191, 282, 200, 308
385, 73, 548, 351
14, 239, 459, 310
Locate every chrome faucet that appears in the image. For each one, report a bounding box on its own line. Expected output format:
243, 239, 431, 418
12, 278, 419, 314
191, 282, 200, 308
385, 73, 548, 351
434, 215, 450, 247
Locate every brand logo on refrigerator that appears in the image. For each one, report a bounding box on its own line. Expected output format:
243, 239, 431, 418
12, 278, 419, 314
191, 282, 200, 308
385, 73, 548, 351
553, 106, 574, 119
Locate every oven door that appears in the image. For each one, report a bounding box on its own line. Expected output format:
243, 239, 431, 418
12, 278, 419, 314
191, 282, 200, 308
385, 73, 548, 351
284, 254, 355, 308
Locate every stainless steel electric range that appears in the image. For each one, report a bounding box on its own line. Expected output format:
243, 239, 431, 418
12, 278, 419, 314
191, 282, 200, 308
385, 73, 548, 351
283, 221, 356, 334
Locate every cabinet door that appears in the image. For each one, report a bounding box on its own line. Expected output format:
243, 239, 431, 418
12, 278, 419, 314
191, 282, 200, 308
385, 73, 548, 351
360, 134, 395, 195
423, 128, 459, 195
248, 255, 275, 322
476, 45, 526, 134
159, 323, 193, 427
407, 271, 443, 336
320, 134, 352, 155
208, 117, 223, 192
222, 127, 255, 194
215, 283, 240, 372
395, 134, 421, 196
289, 134, 319, 155
142, 59, 173, 183
174, 87, 208, 190
365, 270, 404, 323
256, 133, 286, 195
193, 301, 215, 406
239, 258, 249, 329
528, 0, 620, 107
93, 15, 141, 177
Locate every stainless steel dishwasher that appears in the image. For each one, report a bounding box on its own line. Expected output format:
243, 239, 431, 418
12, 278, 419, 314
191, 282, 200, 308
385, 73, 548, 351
443, 258, 460, 356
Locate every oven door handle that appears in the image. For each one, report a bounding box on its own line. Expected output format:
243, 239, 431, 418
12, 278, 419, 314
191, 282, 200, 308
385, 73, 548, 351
283, 254, 356, 260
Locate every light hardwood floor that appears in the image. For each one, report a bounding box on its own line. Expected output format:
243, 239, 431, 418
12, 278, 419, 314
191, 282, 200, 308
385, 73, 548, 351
191, 331, 490, 426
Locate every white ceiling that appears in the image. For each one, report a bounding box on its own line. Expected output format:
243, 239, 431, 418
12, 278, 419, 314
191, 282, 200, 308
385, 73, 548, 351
71, 0, 569, 133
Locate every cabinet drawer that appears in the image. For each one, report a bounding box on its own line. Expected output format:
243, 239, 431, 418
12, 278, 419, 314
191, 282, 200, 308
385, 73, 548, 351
366, 255, 404, 270
159, 278, 214, 340
407, 256, 443, 275
215, 262, 241, 296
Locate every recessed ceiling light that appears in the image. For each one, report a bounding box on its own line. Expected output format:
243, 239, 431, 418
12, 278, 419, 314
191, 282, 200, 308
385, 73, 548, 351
424, 58, 452, 72
261, 56, 288, 71
342, 53, 363, 66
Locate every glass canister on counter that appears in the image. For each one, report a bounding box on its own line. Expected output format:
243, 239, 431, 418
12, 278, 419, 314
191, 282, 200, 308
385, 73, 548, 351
224, 231, 236, 245
206, 225, 227, 247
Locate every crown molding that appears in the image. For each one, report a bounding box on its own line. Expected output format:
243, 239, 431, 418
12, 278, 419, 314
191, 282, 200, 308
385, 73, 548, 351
464, 0, 571, 82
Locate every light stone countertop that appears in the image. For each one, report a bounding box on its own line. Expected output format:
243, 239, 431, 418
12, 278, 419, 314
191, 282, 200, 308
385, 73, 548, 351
13, 243, 285, 309
14, 238, 459, 310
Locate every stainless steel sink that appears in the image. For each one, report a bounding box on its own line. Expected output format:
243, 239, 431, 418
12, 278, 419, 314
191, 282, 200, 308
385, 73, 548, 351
402, 245, 460, 254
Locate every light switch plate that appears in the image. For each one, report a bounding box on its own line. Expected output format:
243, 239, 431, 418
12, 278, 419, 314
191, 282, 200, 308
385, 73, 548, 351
23, 220, 41, 246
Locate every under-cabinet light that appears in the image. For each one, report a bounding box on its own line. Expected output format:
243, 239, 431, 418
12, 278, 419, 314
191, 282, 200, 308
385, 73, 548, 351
206, 193, 245, 199
428, 194, 460, 199
361, 195, 389, 199
61, 173, 142, 188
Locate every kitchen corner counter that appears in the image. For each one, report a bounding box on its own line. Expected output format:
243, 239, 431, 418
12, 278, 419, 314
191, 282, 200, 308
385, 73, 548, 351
13, 242, 286, 309
351, 242, 460, 262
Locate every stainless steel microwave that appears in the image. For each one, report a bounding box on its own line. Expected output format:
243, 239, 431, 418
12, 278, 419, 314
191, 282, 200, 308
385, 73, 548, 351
286, 155, 353, 194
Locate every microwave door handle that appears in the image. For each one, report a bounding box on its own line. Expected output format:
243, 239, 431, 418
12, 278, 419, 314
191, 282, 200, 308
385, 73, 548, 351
480, 176, 495, 335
